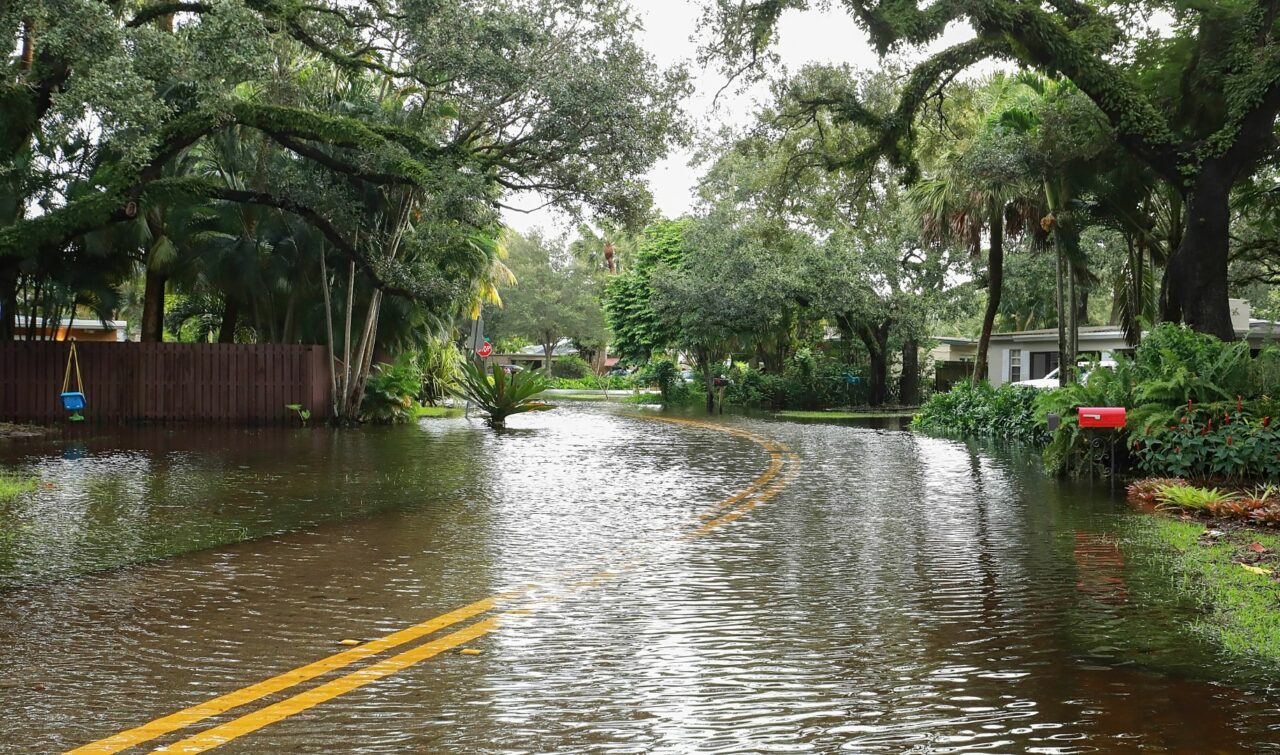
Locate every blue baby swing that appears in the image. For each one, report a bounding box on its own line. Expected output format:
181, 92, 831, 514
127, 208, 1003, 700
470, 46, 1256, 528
61, 340, 86, 422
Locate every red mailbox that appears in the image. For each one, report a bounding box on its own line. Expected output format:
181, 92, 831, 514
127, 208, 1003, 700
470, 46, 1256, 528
1078, 407, 1126, 429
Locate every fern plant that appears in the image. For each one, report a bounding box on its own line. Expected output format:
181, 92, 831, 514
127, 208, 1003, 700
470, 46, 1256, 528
452, 362, 553, 428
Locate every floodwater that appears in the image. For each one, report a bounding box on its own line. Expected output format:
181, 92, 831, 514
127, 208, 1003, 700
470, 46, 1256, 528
1, 405, 1278, 753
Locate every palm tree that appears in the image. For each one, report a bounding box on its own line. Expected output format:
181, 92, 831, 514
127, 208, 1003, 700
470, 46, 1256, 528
910, 171, 1033, 385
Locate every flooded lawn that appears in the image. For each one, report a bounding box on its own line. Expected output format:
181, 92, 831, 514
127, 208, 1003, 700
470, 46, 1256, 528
1, 406, 1278, 753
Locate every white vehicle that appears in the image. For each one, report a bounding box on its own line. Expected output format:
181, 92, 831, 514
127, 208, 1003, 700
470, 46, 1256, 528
1014, 360, 1117, 390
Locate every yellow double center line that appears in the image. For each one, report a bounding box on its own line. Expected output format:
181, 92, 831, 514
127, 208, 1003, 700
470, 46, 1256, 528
69, 416, 795, 754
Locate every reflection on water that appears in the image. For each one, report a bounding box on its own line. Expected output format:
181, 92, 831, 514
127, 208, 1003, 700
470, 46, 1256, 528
1, 406, 1279, 753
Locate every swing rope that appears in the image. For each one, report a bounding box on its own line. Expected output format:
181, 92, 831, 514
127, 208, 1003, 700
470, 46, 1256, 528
62, 340, 84, 396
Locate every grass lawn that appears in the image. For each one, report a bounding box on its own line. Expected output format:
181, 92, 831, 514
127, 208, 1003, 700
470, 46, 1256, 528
412, 405, 465, 419
1136, 517, 1280, 663
0, 474, 37, 502
775, 410, 915, 420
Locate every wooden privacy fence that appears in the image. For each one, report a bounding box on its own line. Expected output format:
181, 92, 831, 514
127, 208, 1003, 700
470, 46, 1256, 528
0, 342, 332, 424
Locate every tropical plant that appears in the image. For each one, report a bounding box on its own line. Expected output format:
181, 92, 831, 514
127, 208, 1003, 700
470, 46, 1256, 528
420, 340, 464, 407
1126, 478, 1190, 507
363, 354, 425, 424
1154, 485, 1238, 512
452, 363, 553, 429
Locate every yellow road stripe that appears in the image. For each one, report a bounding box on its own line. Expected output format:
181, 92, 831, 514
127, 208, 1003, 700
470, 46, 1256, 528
66, 597, 503, 754
70, 415, 795, 754
689, 457, 800, 538
149, 618, 500, 754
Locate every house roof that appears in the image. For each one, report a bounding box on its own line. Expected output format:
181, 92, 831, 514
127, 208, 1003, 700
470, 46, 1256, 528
15, 315, 127, 330
989, 325, 1128, 343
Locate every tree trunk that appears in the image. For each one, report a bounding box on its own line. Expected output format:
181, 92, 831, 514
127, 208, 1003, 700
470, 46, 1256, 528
141, 268, 166, 342
973, 209, 1004, 385
218, 295, 239, 343
1161, 166, 1235, 340
1067, 263, 1079, 381
900, 338, 920, 406
857, 321, 891, 407
0, 261, 16, 340
1055, 242, 1069, 388
699, 347, 715, 414
543, 340, 555, 377
867, 348, 888, 406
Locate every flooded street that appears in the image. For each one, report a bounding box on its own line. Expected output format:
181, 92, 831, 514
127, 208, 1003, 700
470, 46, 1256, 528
3, 406, 1280, 753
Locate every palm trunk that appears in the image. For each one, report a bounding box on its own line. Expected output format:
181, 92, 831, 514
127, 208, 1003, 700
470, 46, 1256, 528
973, 210, 1004, 385
141, 268, 166, 343
319, 246, 338, 417
0, 261, 17, 340
217, 295, 238, 343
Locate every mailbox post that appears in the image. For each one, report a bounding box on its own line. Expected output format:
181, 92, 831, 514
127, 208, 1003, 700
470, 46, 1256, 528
1078, 407, 1127, 483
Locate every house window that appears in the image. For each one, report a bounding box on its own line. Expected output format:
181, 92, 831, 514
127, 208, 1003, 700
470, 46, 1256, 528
1030, 351, 1059, 380
1010, 349, 1022, 383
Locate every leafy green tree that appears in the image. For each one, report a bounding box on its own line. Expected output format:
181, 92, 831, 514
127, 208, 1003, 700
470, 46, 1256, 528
704, 0, 1280, 339
603, 219, 688, 364
1, 0, 687, 348
495, 231, 607, 376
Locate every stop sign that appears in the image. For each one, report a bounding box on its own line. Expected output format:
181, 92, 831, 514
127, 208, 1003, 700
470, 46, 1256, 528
476, 340, 493, 358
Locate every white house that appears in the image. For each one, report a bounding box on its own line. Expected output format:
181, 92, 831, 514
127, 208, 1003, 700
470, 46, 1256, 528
986, 299, 1280, 387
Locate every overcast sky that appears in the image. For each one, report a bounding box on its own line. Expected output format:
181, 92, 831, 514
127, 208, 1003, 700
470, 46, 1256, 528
500, 1, 977, 239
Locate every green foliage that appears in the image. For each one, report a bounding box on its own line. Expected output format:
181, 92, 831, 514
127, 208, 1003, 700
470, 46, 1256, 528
603, 220, 688, 364
490, 231, 606, 375
1132, 324, 1252, 407
548, 376, 629, 390
284, 404, 312, 425
362, 354, 424, 424
420, 340, 464, 407
451, 362, 553, 428
912, 382, 1048, 444
551, 355, 593, 379
1133, 404, 1280, 481
636, 357, 687, 405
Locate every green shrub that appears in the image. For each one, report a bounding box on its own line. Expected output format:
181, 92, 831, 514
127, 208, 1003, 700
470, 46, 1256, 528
363, 353, 424, 423
421, 340, 464, 406
912, 381, 1048, 444
548, 376, 629, 390
1132, 401, 1280, 480
637, 357, 687, 404
552, 354, 593, 379
1133, 323, 1252, 405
